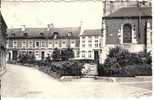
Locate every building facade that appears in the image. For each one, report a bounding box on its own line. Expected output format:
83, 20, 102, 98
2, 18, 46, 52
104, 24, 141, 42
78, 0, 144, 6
6, 25, 80, 61
101, 0, 152, 63
80, 29, 102, 62
0, 11, 7, 74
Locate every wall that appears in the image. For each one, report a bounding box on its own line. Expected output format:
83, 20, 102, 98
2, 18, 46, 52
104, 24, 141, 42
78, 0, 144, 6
105, 18, 152, 45
0, 19, 7, 74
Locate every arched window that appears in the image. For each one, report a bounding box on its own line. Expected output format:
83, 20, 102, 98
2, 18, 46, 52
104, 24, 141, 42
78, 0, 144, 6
123, 24, 132, 43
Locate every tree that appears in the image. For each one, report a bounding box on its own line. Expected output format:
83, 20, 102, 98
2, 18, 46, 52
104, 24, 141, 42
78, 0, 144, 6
67, 48, 74, 59
61, 48, 74, 61
45, 54, 51, 63
52, 48, 61, 61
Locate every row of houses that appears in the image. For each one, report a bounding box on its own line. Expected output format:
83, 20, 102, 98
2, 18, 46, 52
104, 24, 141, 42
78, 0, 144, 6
6, 23, 102, 62
5, 0, 152, 64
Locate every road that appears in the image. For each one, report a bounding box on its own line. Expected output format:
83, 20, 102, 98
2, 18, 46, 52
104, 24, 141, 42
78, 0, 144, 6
1, 64, 152, 98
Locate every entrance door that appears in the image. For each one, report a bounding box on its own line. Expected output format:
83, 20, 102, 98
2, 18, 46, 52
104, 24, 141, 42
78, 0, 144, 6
12, 50, 18, 60
41, 51, 45, 60
94, 50, 99, 64
8, 52, 11, 61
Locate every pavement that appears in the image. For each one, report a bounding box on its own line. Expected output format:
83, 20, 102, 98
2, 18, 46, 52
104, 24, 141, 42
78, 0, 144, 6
0, 64, 152, 98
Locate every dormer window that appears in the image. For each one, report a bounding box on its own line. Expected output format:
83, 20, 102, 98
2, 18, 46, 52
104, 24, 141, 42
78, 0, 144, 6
142, 1, 146, 5
40, 33, 44, 37
24, 33, 28, 37
53, 32, 58, 39
11, 33, 15, 37
67, 32, 72, 37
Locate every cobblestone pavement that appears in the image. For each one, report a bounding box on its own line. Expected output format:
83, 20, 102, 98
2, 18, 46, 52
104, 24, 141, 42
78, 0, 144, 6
1, 64, 152, 98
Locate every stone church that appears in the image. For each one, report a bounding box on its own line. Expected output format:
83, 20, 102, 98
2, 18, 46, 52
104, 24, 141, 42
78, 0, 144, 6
100, 1, 152, 63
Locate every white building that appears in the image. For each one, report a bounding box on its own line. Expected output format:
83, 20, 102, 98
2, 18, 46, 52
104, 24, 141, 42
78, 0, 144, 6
79, 29, 102, 62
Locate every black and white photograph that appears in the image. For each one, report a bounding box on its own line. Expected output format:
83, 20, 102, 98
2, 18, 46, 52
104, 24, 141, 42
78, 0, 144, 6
0, 0, 152, 99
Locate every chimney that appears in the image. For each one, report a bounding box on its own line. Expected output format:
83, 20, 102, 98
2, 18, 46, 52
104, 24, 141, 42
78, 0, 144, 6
47, 23, 54, 31
80, 21, 84, 35
21, 25, 26, 31
53, 32, 58, 39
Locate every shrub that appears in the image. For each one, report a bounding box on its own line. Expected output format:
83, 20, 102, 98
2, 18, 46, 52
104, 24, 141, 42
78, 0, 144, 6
52, 48, 61, 61
61, 48, 74, 61
43, 61, 83, 77
18, 53, 36, 64
144, 51, 152, 64
98, 47, 152, 77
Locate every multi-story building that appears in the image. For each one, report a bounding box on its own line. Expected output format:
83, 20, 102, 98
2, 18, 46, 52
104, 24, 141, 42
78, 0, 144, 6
101, 0, 152, 63
80, 29, 102, 62
6, 25, 80, 61
0, 11, 7, 74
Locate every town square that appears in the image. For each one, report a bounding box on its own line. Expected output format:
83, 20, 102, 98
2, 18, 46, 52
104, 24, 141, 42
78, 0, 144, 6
0, 0, 152, 99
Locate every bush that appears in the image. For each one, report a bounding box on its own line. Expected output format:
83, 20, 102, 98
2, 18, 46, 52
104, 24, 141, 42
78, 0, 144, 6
98, 47, 152, 77
40, 61, 84, 77
52, 48, 61, 61
105, 47, 144, 67
124, 64, 152, 76
61, 48, 74, 61
18, 53, 36, 64
144, 51, 152, 64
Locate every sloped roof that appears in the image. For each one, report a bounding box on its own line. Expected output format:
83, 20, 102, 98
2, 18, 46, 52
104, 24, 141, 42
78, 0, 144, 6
7, 27, 80, 39
81, 29, 102, 36
0, 11, 7, 28
105, 7, 152, 18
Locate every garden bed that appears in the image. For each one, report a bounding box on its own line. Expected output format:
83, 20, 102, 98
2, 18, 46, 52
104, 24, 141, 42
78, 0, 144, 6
14, 60, 84, 79
98, 47, 152, 77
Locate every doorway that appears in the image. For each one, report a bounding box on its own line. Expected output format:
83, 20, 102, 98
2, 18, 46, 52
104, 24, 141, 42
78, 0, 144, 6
94, 50, 99, 64
41, 51, 45, 60
8, 52, 11, 61
12, 50, 18, 61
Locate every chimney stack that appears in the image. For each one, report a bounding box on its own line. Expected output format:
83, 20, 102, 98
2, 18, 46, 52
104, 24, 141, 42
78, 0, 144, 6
80, 21, 84, 35
47, 23, 54, 31
21, 25, 26, 31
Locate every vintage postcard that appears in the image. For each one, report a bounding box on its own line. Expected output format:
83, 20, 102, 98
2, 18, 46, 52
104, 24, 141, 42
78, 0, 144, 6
0, 0, 152, 100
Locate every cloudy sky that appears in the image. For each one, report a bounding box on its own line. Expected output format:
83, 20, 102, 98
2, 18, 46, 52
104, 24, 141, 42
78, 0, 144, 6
1, 0, 103, 29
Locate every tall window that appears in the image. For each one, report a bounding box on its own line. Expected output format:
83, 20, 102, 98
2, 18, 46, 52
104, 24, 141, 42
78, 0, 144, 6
123, 24, 132, 43
88, 51, 92, 58
41, 41, 46, 47
82, 51, 85, 58
82, 44, 85, 48
95, 40, 99, 47
13, 41, 17, 48
36, 42, 39, 47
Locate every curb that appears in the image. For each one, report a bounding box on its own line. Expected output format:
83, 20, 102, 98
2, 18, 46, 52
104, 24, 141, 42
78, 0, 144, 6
0, 69, 7, 78
94, 76, 116, 82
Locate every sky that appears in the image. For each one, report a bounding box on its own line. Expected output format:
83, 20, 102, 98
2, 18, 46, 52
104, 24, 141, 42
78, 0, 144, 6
1, 1, 103, 29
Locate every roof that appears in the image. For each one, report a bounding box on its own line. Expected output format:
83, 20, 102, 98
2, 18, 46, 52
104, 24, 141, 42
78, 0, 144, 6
0, 11, 7, 28
7, 27, 80, 39
81, 29, 102, 36
104, 7, 152, 18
